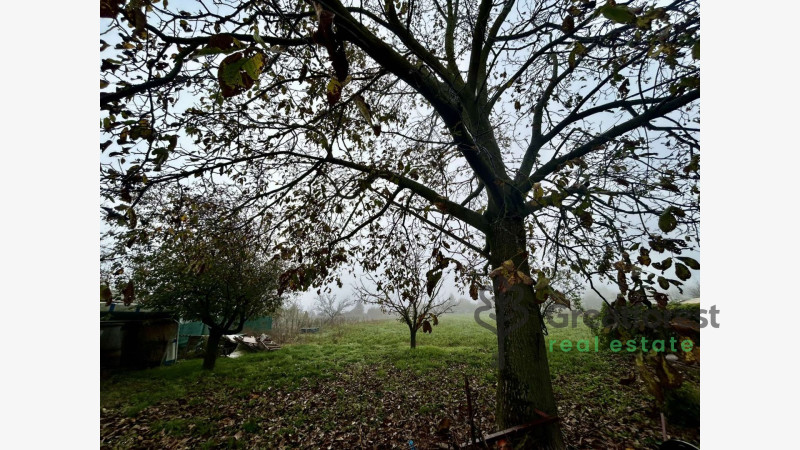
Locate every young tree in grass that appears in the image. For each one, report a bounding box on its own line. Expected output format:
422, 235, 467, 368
128, 190, 285, 370
101, 1, 700, 444
314, 293, 354, 323
355, 233, 455, 349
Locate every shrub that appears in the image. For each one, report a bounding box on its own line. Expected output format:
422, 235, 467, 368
664, 383, 700, 427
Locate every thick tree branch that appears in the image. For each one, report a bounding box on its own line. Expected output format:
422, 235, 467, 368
519, 89, 700, 194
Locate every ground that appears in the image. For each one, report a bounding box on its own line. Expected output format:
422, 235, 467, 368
100, 315, 699, 449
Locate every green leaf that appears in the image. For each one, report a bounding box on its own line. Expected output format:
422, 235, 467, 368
534, 272, 550, 291
601, 6, 636, 24
221, 58, 247, 88
326, 77, 343, 105
677, 256, 700, 270
533, 183, 544, 201
692, 40, 700, 60
653, 257, 672, 272
675, 263, 691, 281
657, 276, 669, 290
153, 147, 169, 166
658, 208, 677, 233
194, 46, 235, 56
253, 28, 268, 50
242, 53, 265, 80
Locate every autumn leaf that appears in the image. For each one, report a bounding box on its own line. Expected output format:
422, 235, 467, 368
310, 2, 349, 82
653, 257, 672, 272
653, 292, 669, 309
677, 256, 700, 270
354, 95, 380, 136
674, 262, 691, 281
299, 64, 308, 82
122, 280, 135, 305
218, 52, 264, 99
562, 16, 575, 33
422, 320, 433, 334
326, 78, 343, 105
658, 208, 678, 233
600, 5, 636, 24
426, 269, 443, 297
195, 34, 243, 56
100, 0, 124, 19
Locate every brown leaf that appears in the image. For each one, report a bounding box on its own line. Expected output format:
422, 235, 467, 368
426, 269, 443, 297
122, 280, 135, 305
101, 284, 113, 305
310, 2, 349, 82
422, 320, 432, 334
299, 64, 308, 82
326, 77, 343, 105
653, 292, 669, 309
562, 16, 575, 33
100, 0, 124, 19
208, 34, 237, 51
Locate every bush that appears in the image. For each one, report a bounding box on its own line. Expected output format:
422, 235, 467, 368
664, 383, 700, 427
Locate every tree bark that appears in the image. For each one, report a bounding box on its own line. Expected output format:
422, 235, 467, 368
488, 216, 565, 449
203, 328, 223, 371
409, 326, 417, 349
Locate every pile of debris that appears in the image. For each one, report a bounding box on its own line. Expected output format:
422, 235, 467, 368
222, 334, 281, 354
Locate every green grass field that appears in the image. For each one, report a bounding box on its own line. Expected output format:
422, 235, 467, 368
100, 314, 699, 449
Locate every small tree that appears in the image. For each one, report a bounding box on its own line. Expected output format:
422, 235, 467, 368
130, 192, 285, 370
344, 299, 366, 321
314, 293, 354, 324
356, 239, 454, 348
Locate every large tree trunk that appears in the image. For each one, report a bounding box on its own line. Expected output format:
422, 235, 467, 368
488, 216, 565, 449
203, 328, 223, 371
409, 325, 417, 349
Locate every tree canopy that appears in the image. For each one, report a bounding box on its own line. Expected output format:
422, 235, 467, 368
101, 0, 699, 445
120, 187, 285, 369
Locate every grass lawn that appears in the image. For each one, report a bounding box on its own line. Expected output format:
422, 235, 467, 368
100, 314, 699, 449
